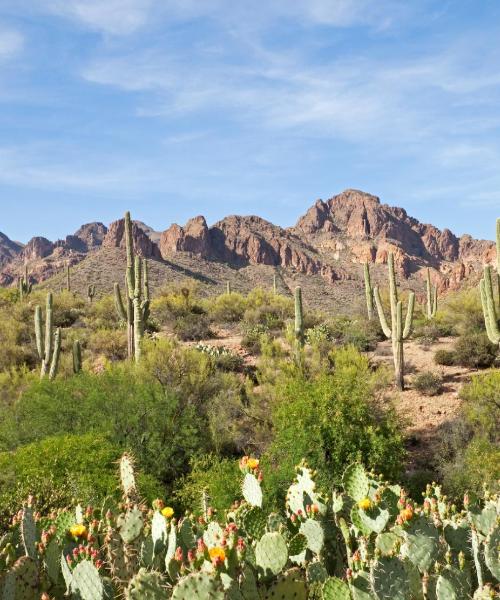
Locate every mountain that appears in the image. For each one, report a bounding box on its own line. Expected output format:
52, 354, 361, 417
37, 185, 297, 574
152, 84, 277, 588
0, 190, 495, 311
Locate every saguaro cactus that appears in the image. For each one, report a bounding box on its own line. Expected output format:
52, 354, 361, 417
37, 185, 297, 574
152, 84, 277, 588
426, 268, 438, 319
294, 286, 305, 364
273, 272, 278, 295
18, 264, 32, 301
114, 212, 150, 361
66, 263, 71, 292
87, 284, 96, 303
363, 262, 374, 320
73, 340, 82, 373
373, 253, 415, 390
479, 217, 500, 346
34, 292, 61, 379
226, 280, 231, 295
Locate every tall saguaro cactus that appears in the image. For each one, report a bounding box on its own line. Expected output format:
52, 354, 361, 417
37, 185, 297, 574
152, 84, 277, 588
18, 264, 32, 301
87, 284, 96, 303
34, 292, 61, 379
426, 268, 438, 319
363, 262, 374, 320
114, 211, 150, 361
294, 286, 305, 365
373, 253, 415, 390
66, 263, 71, 292
273, 272, 278, 295
479, 217, 500, 347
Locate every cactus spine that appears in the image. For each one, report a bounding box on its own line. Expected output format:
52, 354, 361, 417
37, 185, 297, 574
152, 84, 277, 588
34, 292, 61, 379
373, 253, 415, 390
479, 217, 500, 346
73, 340, 82, 373
363, 262, 374, 320
114, 212, 150, 361
18, 264, 32, 300
426, 268, 438, 319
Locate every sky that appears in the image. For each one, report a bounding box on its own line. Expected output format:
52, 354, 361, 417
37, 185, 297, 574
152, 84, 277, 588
0, 1, 499, 243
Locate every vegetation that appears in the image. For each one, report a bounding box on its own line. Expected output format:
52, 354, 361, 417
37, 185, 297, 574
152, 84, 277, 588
0, 214, 499, 597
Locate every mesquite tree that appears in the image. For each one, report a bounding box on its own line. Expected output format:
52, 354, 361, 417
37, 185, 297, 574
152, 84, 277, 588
373, 253, 415, 390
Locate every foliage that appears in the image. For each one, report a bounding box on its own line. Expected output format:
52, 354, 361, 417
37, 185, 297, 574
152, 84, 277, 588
439, 287, 486, 335
453, 332, 498, 368
412, 371, 443, 396
87, 328, 128, 361
434, 348, 456, 366
207, 291, 246, 323
174, 313, 213, 341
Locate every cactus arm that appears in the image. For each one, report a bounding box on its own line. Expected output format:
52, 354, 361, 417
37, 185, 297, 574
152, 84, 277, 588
294, 286, 304, 348
432, 284, 438, 316
402, 291, 415, 339
388, 253, 398, 327
48, 328, 61, 380
44, 292, 53, 364
364, 262, 374, 320
483, 266, 498, 322
481, 268, 500, 345
34, 306, 43, 359
125, 211, 135, 299
373, 286, 392, 338
73, 340, 82, 374
485, 285, 500, 345
133, 256, 143, 362
66, 263, 71, 292
114, 283, 127, 321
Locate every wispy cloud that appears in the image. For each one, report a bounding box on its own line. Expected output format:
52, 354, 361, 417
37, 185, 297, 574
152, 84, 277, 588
0, 28, 23, 60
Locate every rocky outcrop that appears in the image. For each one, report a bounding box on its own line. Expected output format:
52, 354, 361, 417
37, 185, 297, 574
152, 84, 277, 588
74, 222, 108, 250
0, 232, 23, 267
102, 218, 161, 259
21, 237, 54, 261
160, 216, 211, 258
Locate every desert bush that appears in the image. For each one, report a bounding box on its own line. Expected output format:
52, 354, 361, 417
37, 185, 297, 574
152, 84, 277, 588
174, 313, 213, 340
87, 328, 128, 361
434, 348, 456, 366
151, 282, 204, 324
439, 288, 485, 335
242, 288, 294, 328
412, 371, 443, 396
262, 346, 404, 506
207, 292, 246, 323
241, 324, 269, 354
85, 294, 121, 329
0, 312, 36, 371
437, 371, 500, 498
195, 344, 244, 372
325, 316, 382, 351
453, 332, 497, 368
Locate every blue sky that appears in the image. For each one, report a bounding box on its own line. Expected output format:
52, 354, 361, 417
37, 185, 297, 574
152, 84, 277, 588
0, 1, 499, 243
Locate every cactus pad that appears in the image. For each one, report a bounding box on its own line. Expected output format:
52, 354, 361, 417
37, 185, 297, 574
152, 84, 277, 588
343, 464, 369, 502
262, 568, 306, 600
306, 560, 328, 584
120, 453, 137, 498
255, 532, 288, 576
242, 473, 263, 508
322, 577, 351, 600
436, 566, 471, 600
151, 511, 167, 553
485, 524, 500, 580
72, 560, 105, 600
118, 507, 144, 543
299, 518, 324, 554
126, 568, 166, 599
289, 533, 308, 557
469, 503, 497, 536
350, 571, 372, 600
171, 572, 225, 600
286, 466, 326, 516
402, 515, 440, 572
203, 521, 224, 549
242, 506, 267, 540
2, 557, 39, 600
376, 532, 400, 555
20, 507, 37, 559
357, 505, 390, 534
371, 556, 411, 600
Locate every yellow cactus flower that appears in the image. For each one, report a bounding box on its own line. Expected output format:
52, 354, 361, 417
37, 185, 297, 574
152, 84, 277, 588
161, 507, 174, 519
209, 546, 226, 563
399, 507, 414, 523
247, 458, 260, 470
358, 498, 372, 511
69, 524, 87, 538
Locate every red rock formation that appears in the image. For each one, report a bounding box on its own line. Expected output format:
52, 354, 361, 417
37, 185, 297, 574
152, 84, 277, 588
160, 216, 211, 257
21, 237, 54, 261
103, 219, 161, 259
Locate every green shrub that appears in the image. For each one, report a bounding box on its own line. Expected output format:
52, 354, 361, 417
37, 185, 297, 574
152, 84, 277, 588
412, 371, 443, 396
85, 294, 121, 329
87, 328, 128, 361
174, 454, 242, 513
439, 288, 485, 335
208, 292, 246, 323
434, 349, 456, 366
174, 313, 213, 341
151, 282, 204, 324
195, 344, 244, 372
262, 346, 404, 507
241, 324, 269, 354
438, 371, 500, 498
453, 333, 497, 368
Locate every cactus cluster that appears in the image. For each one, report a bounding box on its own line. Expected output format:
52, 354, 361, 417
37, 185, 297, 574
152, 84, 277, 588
426, 268, 438, 320
18, 264, 32, 301
114, 211, 150, 362
34, 292, 61, 380
480, 218, 500, 347
374, 253, 415, 390
0, 457, 498, 599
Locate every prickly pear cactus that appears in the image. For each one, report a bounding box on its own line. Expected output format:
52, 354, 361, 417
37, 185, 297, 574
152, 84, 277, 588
171, 572, 225, 600
343, 463, 370, 502
126, 568, 166, 599
20, 508, 37, 560
255, 532, 288, 576
485, 525, 500, 580
436, 565, 471, 600
2, 556, 39, 600
72, 560, 105, 600
286, 465, 326, 516
299, 518, 324, 554
117, 507, 143, 543
402, 515, 440, 572
262, 568, 307, 600
322, 577, 351, 600
371, 556, 411, 600
242, 473, 263, 508
241, 506, 267, 540
120, 453, 137, 499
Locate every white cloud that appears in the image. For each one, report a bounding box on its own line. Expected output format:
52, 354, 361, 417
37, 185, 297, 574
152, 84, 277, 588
0, 28, 23, 60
